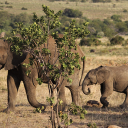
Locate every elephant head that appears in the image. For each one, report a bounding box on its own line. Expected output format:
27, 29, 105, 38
82, 66, 110, 95
0, 39, 27, 70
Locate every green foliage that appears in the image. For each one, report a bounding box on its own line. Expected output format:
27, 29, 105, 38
110, 35, 125, 45
59, 111, 73, 126
80, 37, 101, 46
116, 22, 128, 32
63, 8, 83, 18
1, 9, 128, 39
111, 15, 122, 22
0, 11, 33, 37
88, 19, 116, 38
69, 103, 87, 119
96, 31, 104, 38
33, 106, 45, 113
46, 97, 55, 106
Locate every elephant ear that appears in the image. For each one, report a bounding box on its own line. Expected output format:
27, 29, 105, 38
4, 47, 27, 70
96, 67, 110, 84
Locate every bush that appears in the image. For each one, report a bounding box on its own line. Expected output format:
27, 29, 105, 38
21, 7, 28, 10
63, 8, 82, 18
123, 9, 127, 13
79, 38, 101, 46
92, 0, 111, 2
6, 6, 13, 8
5, 1, 9, 4
111, 15, 122, 22
110, 35, 124, 45
96, 31, 104, 38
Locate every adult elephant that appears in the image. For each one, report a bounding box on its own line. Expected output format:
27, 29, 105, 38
82, 65, 128, 108
0, 36, 85, 113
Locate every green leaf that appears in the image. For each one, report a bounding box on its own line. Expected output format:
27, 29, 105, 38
36, 78, 43, 85
67, 78, 72, 83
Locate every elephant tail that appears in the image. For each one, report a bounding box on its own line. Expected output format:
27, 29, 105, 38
79, 58, 85, 86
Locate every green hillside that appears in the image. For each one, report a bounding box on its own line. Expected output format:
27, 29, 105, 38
0, 0, 128, 20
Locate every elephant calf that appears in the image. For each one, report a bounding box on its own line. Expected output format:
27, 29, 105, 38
82, 65, 128, 108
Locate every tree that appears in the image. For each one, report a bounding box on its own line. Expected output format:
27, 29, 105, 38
7, 5, 89, 128
110, 35, 124, 45
111, 15, 122, 22
63, 8, 83, 18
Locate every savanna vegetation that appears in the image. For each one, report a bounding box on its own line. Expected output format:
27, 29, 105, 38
0, 0, 128, 128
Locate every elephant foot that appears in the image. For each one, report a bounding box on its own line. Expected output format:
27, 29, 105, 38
100, 97, 109, 108
2, 107, 15, 114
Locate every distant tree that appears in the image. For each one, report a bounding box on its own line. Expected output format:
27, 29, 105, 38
63, 8, 82, 17
116, 22, 128, 33
14, 13, 33, 26
110, 35, 124, 45
111, 15, 122, 22
80, 37, 101, 46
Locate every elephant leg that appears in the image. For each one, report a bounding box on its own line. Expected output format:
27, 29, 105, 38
5, 69, 21, 113
120, 87, 128, 108
21, 67, 46, 111
100, 82, 113, 108
100, 97, 109, 108
67, 85, 80, 106
54, 85, 66, 112
23, 78, 46, 110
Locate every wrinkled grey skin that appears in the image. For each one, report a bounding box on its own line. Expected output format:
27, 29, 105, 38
0, 37, 85, 113
82, 65, 128, 108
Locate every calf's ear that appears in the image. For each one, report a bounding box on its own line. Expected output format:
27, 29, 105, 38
96, 68, 110, 84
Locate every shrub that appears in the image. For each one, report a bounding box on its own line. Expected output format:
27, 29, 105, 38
5, 1, 9, 4
123, 9, 127, 13
21, 7, 28, 10
6, 6, 13, 8
110, 35, 124, 45
96, 31, 104, 38
80, 38, 101, 46
111, 15, 122, 22
63, 8, 82, 18
92, 0, 111, 2
80, 38, 91, 46
116, 22, 128, 32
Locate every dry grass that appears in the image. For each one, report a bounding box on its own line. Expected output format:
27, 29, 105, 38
0, 45, 128, 127
1, 0, 128, 20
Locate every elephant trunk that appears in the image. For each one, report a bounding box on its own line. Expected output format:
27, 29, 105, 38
82, 84, 91, 95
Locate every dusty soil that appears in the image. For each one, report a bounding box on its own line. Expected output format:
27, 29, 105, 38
0, 54, 128, 128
